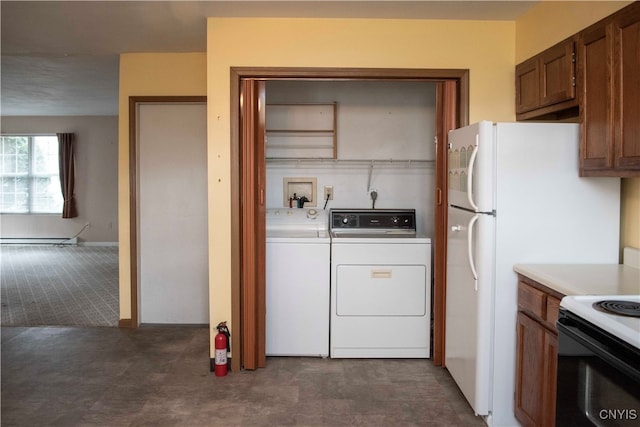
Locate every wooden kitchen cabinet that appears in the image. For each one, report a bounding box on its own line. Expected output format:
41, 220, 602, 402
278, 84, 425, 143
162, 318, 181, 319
515, 57, 540, 115
578, 2, 640, 176
515, 37, 577, 120
515, 275, 563, 427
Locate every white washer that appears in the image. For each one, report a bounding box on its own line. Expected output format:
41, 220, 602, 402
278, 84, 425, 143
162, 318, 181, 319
330, 209, 431, 358
266, 208, 330, 357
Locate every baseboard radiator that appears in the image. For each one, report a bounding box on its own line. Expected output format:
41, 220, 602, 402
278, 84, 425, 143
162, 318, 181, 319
0, 237, 78, 246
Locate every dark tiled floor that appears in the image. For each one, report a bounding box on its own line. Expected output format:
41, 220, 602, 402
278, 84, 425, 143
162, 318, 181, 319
1, 326, 486, 426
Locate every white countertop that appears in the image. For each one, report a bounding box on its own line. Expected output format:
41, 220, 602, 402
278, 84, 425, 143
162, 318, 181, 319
513, 263, 640, 296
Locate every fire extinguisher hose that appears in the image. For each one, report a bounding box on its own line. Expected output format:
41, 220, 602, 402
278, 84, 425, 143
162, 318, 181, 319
216, 322, 231, 352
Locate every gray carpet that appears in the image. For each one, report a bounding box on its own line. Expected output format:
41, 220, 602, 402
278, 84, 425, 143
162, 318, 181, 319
0, 246, 118, 327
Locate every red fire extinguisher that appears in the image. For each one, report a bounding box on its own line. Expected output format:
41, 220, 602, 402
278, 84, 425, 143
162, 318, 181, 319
215, 321, 230, 377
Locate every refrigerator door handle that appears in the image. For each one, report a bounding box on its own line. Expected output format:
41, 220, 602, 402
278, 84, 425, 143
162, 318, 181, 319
467, 214, 480, 290
466, 135, 480, 212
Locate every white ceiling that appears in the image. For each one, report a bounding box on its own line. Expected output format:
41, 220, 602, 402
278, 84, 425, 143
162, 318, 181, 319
0, 1, 538, 116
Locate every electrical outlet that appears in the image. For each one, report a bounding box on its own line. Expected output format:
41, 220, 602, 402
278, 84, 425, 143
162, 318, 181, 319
324, 185, 334, 200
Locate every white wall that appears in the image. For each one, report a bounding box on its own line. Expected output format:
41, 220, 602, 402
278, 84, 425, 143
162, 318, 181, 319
267, 163, 435, 235
265, 81, 436, 236
267, 80, 436, 160
0, 116, 118, 244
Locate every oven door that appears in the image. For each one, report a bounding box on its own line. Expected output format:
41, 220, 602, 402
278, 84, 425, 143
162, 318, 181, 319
556, 309, 640, 426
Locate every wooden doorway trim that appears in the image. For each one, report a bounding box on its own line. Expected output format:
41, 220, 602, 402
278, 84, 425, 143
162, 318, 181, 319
231, 68, 468, 370
126, 96, 207, 328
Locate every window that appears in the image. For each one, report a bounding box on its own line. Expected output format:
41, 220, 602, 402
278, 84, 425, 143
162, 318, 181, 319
1, 135, 63, 213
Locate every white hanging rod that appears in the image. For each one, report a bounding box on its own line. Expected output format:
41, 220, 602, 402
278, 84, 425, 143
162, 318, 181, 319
266, 158, 435, 165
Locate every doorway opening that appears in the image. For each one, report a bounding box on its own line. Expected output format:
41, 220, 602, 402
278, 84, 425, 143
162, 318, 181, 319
231, 68, 468, 371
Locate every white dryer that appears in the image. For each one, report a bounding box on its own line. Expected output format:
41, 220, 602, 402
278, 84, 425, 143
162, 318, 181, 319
266, 208, 330, 357
330, 209, 431, 358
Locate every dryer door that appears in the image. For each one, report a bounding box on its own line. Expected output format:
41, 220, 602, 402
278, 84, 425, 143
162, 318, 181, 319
336, 264, 427, 316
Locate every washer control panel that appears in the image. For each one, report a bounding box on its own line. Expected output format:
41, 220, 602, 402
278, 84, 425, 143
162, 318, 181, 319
266, 208, 328, 232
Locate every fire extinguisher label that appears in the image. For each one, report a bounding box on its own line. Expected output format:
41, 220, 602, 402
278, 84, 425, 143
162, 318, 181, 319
215, 349, 227, 365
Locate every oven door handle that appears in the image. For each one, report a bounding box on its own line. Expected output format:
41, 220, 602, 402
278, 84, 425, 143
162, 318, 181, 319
557, 318, 640, 383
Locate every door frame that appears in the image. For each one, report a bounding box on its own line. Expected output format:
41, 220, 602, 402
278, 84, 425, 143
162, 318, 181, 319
125, 96, 207, 328
230, 68, 468, 371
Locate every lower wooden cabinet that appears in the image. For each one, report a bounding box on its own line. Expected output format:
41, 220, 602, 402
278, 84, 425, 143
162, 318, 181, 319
541, 330, 557, 427
516, 312, 558, 427
515, 276, 562, 427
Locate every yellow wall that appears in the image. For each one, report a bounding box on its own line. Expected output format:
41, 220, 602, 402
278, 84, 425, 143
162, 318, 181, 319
206, 17, 515, 350
515, 1, 640, 251
621, 179, 640, 248
515, 1, 633, 62
118, 52, 206, 320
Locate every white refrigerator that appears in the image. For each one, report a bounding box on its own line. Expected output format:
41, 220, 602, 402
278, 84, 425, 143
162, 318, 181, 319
445, 121, 620, 427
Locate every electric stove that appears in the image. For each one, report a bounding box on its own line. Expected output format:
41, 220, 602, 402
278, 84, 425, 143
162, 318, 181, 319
556, 295, 640, 426
560, 294, 640, 349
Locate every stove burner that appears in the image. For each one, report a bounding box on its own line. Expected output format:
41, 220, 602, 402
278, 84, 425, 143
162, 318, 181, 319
593, 300, 640, 318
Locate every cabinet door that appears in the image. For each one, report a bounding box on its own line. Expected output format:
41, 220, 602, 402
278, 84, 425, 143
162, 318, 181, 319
515, 312, 544, 427
541, 330, 558, 427
613, 6, 640, 171
516, 57, 540, 114
579, 23, 614, 173
516, 311, 559, 427
540, 41, 575, 107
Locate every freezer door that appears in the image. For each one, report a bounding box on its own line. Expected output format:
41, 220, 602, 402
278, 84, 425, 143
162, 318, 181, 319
445, 206, 495, 416
448, 121, 494, 213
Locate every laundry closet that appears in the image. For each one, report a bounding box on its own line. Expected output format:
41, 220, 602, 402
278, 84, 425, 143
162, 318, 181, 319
264, 80, 437, 357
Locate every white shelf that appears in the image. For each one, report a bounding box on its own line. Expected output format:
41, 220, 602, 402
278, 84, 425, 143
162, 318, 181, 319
265, 103, 337, 159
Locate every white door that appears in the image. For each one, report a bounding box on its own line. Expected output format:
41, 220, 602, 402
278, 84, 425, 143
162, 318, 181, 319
445, 206, 494, 416
138, 103, 208, 324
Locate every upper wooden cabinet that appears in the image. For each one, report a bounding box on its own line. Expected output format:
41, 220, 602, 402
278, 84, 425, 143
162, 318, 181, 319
578, 2, 640, 176
516, 38, 577, 120
516, 2, 640, 176
515, 57, 540, 114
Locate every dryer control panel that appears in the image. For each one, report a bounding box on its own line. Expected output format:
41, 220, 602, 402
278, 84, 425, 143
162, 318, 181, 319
330, 209, 416, 234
